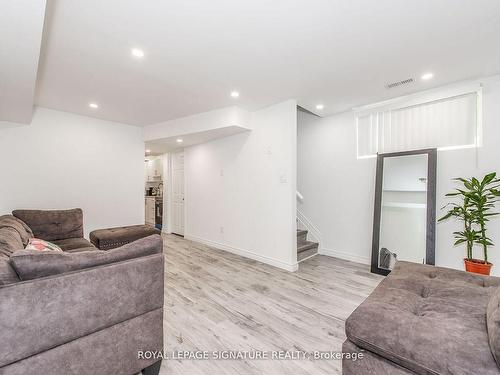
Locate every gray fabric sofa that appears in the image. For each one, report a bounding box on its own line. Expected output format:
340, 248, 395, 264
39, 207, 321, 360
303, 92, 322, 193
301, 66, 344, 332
343, 261, 500, 374
0, 209, 164, 375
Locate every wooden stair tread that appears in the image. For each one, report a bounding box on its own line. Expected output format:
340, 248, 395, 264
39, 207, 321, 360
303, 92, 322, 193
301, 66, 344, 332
297, 241, 318, 253
297, 246, 318, 261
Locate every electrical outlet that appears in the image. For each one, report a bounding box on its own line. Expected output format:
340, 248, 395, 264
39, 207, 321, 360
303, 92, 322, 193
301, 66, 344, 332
220, 226, 224, 234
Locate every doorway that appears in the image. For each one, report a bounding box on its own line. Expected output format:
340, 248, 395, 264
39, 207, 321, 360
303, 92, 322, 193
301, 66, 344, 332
171, 151, 185, 236
144, 155, 164, 230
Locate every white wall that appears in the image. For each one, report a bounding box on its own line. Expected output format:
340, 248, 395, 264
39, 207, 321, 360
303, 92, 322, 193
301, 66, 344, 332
184, 100, 297, 271
298, 75, 500, 275
0, 107, 145, 237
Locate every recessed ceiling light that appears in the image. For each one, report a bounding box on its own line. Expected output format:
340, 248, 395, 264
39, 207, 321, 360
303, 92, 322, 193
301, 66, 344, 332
145, 149, 151, 153
89, 103, 99, 109
131, 48, 145, 58
230, 91, 240, 98
176, 138, 183, 143
421, 72, 434, 80
316, 104, 324, 110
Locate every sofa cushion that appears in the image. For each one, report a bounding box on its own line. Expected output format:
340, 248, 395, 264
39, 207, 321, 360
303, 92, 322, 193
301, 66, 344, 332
10, 234, 162, 280
52, 237, 96, 252
0, 214, 33, 246
487, 287, 500, 367
345, 261, 500, 375
12, 208, 84, 241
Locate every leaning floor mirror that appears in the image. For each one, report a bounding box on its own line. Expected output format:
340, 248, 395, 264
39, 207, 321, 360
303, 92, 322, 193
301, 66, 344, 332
371, 149, 437, 276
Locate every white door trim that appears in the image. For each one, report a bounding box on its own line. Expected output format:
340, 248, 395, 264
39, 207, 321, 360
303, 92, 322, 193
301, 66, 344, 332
162, 153, 172, 235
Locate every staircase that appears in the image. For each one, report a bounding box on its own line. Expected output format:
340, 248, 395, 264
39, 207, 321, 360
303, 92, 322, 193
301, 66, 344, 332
297, 229, 319, 262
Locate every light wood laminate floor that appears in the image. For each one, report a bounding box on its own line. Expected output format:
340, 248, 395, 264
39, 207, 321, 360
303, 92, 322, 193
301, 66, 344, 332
159, 234, 383, 375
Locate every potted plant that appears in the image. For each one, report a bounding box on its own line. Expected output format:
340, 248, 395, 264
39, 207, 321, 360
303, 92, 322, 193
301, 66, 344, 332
439, 172, 500, 275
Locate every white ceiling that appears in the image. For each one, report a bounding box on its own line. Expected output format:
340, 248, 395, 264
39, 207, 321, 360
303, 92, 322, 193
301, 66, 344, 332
11, 0, 500, 125
0, 0, 46, 124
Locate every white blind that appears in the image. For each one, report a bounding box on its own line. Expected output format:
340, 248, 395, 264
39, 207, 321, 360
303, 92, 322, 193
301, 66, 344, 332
357, 93, 478, 158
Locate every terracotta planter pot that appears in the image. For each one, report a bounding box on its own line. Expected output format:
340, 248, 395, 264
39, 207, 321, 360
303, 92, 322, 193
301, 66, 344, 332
464, 258, 493, 275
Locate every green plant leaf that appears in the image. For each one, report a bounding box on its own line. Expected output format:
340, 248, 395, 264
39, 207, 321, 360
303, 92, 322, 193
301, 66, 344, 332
483, 172, 497, 185
438, 212, 454, 221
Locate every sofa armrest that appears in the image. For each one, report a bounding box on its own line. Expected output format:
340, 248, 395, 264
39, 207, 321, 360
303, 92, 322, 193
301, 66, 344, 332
11, 234, 162, 280
0, 253, 164, 368
12, 208, 84, 241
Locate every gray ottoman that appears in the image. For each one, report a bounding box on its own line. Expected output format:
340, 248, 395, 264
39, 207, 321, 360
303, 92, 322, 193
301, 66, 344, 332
90, 225, 161, 250
343, 261, 500, 374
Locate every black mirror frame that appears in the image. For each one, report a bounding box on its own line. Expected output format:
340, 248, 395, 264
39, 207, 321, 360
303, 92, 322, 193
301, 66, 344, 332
370, 148, 437, 276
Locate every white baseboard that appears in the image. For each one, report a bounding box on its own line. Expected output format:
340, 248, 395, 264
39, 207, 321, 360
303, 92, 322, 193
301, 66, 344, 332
185, 234, 298, 272
320, 247, 371, 265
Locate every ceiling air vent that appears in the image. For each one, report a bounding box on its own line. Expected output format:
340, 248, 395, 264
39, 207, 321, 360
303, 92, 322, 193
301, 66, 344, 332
386, 78, 414, 89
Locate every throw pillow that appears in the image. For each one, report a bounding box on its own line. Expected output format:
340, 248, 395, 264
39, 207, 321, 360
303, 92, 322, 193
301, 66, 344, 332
25, 238, 63, 252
